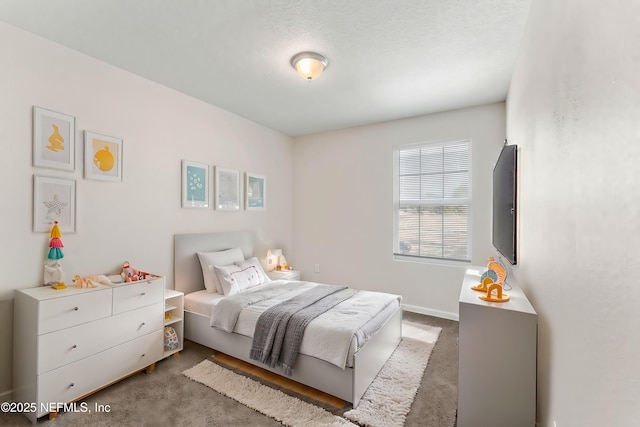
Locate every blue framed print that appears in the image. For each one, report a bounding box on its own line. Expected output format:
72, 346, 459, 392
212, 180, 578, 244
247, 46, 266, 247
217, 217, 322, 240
245, 173, 266, 210
182, 160, 210, 208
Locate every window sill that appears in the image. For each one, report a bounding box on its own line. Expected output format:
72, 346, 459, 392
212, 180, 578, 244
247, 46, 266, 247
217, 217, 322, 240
393, 254, 471, 267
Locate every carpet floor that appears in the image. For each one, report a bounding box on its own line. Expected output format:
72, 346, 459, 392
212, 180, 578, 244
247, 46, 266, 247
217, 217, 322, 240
183, 322, 442, 427
0, 312, 458, 426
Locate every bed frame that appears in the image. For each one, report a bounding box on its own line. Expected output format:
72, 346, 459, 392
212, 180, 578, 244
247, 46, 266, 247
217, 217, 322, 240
174, 231, 402, 407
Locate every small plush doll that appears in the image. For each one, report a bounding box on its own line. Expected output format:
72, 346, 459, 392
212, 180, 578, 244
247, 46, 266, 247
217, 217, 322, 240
121, 261, 149, 282
121, 261, 140, 282
44, 261, 64, 286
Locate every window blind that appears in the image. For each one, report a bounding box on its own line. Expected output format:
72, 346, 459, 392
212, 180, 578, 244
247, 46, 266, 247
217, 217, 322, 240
394, 140, 471, 262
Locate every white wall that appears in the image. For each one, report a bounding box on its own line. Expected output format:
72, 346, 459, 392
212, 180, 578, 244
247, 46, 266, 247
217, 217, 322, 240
292, 103, 505, 318
507, 1, 640, 426
0, 23, 294, 396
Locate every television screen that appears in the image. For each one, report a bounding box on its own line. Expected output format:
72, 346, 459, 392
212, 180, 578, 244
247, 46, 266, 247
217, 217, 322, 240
492, 144, 517, 264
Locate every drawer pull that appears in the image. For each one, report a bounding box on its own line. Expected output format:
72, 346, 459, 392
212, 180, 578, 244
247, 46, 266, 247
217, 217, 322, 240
141, 322, 146, 326
73, 307, 79, 311
141, 292, 146, 296
71, 344, 77, 349
141, 353, 146, 358
69, 383, 75, 388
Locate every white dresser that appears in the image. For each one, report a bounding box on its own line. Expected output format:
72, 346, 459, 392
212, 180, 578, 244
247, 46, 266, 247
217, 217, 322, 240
458, 267, 537, 427
13, 277, 165, 423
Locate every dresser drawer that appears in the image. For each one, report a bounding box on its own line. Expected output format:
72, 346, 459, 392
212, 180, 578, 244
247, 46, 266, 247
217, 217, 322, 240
37, 303, 163, 374
113, 277, 164, 314
37, 329, 163, 417
38, 289, 112, 334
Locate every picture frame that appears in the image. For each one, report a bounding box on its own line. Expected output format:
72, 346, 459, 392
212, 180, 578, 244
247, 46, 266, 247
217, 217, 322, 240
182, 160, 210, 208
33, 106, 75, 171
84, 131, 123, 182
33, 175, 76, 233
215, 167, 241, 211
245, 173, 266, 210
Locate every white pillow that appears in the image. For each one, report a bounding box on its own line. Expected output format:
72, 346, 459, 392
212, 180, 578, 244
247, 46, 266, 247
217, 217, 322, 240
197, 248, 245, 293
212, 264, 262, 296
235, 257, 271, 284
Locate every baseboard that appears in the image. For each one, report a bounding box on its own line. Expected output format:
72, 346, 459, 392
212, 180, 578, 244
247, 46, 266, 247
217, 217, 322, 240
402, 304, 459, 321
0, 388, 12, 401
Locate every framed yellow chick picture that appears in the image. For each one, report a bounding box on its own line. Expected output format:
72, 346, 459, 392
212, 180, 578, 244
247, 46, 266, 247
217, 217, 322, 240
84, 131, 123, 182
33, 106, 76, 171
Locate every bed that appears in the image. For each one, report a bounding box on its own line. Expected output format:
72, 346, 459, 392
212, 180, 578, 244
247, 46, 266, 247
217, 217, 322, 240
174, 231, 402, 407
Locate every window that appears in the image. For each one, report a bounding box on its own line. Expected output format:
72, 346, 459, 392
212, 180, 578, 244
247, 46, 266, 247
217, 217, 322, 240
393, 140, 471, 263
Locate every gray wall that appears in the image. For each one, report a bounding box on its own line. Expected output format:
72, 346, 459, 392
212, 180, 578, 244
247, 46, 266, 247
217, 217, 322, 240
507, 1, 640, 425
0, 22, 294, 397
293, 103, 506, 318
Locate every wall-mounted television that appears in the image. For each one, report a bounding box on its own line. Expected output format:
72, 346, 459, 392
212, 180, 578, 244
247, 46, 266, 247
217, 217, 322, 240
492, 143, 517, 265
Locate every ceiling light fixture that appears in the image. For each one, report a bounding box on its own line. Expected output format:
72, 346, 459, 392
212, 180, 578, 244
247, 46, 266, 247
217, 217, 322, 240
290, 51, 328, 81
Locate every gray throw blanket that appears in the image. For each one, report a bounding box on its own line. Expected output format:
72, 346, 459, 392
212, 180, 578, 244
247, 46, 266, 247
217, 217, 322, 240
250, 284, 357, 375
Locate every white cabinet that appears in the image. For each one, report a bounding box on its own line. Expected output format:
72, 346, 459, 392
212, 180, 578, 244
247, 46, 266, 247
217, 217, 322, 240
13, 276, 165, 423
458, 268, 537, 427
163, 289, 184, 358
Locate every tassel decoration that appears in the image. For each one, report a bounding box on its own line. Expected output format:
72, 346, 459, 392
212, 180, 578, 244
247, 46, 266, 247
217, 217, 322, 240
49, 238, 64, 248
46, 221, 64, 261
47, 248, 64, 260
50, 221, 62, 239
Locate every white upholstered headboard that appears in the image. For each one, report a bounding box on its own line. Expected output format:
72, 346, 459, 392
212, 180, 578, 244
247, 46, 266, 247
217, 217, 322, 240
174, 231, 254, 295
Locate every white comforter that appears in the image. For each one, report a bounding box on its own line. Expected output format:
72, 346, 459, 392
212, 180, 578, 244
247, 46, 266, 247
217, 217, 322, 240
210, 280, 401, 369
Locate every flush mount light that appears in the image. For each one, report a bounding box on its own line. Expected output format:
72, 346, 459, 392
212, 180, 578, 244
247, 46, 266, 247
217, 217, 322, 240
290, 51, 328, 81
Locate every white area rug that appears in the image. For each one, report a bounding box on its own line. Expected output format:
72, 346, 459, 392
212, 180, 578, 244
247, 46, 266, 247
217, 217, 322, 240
183, 321, 441, 427
344, 322, 441, 427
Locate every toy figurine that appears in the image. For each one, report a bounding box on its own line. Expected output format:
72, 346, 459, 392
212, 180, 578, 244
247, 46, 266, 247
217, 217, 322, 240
72, 274, 97, 289
120, 261, 149, 282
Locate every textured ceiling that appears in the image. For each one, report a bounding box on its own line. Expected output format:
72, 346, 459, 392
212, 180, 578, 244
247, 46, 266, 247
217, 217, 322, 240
0, 0, 532, 136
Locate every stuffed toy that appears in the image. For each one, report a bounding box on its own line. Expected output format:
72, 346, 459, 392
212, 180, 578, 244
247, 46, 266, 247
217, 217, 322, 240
164, 326, 179, 351
120, 261, 149, 282
89, 274, 113, 286
44, 261, 64, 286
72, 274, 97, 289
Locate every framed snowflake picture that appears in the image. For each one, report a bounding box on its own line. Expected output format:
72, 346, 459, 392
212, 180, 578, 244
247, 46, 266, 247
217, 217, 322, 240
33, 175, 76, 233
181, 160, 210, 208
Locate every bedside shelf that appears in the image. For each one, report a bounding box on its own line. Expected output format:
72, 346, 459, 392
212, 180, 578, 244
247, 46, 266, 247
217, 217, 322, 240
164, 317, 182, 327
267, 270, 301, 281
163, 289, 184, 358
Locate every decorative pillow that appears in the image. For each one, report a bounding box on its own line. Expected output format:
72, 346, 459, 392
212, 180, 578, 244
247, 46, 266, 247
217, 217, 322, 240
164, 326, 179, 351
212, 264, 263, 296
235, 257, 271, 284
197, 248, 245, 293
